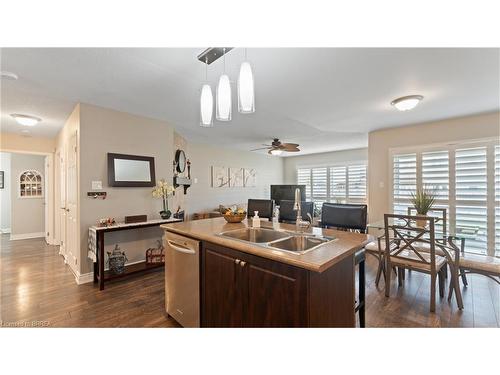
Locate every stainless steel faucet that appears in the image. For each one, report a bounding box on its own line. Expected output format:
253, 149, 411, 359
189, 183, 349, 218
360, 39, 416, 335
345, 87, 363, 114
294, 188, 312, 231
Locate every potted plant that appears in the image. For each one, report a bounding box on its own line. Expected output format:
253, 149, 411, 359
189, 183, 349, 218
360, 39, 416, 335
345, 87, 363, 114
152, 179, 175, 219
410, 186, 436, 227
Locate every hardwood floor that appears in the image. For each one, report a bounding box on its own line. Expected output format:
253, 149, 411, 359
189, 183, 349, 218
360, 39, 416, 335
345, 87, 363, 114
1, 234, 498, 327
0, 234, 180, 328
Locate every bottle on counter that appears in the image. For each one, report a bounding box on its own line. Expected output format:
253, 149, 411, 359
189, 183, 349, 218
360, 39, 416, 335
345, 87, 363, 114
252, 211, 261, 228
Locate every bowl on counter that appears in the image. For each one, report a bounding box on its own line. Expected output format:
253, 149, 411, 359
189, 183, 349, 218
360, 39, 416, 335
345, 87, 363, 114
223, 212, 247, 223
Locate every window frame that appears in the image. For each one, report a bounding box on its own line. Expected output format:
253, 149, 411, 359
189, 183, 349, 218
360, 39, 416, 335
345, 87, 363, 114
296, 160, 368, 207
18, 169, 44, 199
389, 137, 499, 256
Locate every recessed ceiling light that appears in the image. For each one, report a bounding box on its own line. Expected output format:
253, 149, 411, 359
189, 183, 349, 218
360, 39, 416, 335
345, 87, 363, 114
391, 95, 423, 111
10, 114, 42, 126
0, 71, 19, 80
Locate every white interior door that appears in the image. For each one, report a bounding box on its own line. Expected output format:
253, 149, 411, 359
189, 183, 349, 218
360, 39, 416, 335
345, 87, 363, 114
59, 148, 67, 259
66, 132, 78, 270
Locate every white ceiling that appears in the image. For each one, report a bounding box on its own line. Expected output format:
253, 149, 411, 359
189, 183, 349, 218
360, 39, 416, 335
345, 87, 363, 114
1, 48, 498, 155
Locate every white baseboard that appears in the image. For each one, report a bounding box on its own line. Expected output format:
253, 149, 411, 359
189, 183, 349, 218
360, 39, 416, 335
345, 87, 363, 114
10, 232, 45, 240
75, 271, 94, 284
1, 228, 11, 234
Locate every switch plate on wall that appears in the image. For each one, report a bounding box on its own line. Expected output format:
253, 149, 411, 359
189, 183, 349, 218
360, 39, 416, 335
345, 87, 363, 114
92, 181, 103, 190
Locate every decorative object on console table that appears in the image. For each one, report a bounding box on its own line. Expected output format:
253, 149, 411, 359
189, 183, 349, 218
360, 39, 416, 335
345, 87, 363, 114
98, 217, 116, 227
152, 179, 174, 219
125, 214, 147, 224
410, 186, 436, 227
146, 240, 165, 264
173, 207, 185, 221
107, 244, 128, 274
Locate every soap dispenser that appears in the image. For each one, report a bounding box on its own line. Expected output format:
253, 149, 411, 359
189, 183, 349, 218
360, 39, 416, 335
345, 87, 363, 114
252, 211, 261, 228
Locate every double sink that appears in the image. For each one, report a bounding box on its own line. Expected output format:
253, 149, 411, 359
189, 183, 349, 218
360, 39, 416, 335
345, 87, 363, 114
218, 227, 335, 254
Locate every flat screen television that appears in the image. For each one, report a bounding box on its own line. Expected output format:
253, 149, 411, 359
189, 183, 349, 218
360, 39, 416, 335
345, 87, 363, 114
270, 185, 306, 206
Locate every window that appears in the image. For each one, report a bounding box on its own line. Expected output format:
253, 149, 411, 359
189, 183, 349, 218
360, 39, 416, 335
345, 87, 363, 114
297, 163, 367, 211
19, 170, 43, 198
391, 140, 499, 256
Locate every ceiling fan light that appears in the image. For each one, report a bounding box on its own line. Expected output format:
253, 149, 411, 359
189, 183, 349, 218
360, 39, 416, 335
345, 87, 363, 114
10, 114, 41, 126
216, 74, 232, 121
200, 84, 214, 127
391, 95, 423, 111
238, 61, 255, 114
270, 149, 283, 156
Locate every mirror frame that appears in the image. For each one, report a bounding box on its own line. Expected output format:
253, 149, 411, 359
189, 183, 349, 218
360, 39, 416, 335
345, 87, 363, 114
175, 149, 186, 173
107, 153, 156, 187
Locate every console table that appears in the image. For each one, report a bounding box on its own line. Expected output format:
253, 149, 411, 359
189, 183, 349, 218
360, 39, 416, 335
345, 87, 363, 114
90, 219, 182, 290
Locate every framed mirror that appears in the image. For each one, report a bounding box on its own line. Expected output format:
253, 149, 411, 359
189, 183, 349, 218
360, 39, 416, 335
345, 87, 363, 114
108, 153, 156, 187
175, 149, 186, 173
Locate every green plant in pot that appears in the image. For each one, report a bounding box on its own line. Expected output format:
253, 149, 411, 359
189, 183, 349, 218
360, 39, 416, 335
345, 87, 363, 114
410, 186, 436, 227
152, 179, 175, 219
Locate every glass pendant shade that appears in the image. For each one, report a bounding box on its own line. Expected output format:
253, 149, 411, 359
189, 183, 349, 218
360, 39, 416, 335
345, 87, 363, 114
216, 74, 232, 121
200, 84, 213, 127
238, 61, 255, 113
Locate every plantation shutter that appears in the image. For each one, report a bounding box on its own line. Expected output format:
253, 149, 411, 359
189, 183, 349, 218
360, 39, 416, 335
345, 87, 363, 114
297, 168, 311, 200
330, 166, 347, 203
393, 153, 417, 215
348, 165, 367, 201
455, 147, 488, 254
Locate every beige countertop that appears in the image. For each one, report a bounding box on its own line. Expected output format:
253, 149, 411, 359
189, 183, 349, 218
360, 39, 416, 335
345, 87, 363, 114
161, 217, 370, 273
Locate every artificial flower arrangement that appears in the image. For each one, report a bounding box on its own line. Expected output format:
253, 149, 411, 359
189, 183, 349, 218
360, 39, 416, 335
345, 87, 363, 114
152, 179, 175, 219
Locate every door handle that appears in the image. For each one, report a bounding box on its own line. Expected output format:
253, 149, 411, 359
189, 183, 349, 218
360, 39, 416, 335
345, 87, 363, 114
167, 240, 196, 254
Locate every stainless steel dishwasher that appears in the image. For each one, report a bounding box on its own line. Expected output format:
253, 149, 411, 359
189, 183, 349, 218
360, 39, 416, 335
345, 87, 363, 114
164, 232, 200, 328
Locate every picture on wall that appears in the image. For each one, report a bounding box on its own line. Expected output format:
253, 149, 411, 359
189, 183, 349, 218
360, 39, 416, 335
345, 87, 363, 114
244, 168, 257, 187
229, 167, 244, 187
211, 166, 229, 188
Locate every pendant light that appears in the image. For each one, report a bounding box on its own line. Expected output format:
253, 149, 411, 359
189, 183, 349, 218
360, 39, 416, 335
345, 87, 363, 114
200, 57, 213, 127
216, 48, 232, 121
238, 49, 255, 113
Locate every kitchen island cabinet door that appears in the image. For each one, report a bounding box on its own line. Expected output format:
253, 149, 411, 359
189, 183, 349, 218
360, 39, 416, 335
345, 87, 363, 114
245, 260, 308, 327
202, 245, 244, 327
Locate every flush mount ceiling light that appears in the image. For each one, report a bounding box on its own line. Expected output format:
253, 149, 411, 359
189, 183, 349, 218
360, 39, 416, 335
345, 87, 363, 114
238, 50, 255, 114
391, 95, 424, 111
0, 71, 18, 80
10, 114, 42, 126
216, 48, 232, 121
200, 57, 214, 127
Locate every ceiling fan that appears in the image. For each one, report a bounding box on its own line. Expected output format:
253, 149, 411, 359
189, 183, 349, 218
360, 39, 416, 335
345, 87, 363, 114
250, 138, 300, 155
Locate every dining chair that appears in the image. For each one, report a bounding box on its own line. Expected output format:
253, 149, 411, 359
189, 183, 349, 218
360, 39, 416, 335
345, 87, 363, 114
321, 202, 368, 327
247, 199, 274, 221
278, 200, 314, 224
383, 214, 449, 312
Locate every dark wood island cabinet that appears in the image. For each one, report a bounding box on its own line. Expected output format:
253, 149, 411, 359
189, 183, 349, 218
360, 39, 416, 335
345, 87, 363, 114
201, 241, 355, 327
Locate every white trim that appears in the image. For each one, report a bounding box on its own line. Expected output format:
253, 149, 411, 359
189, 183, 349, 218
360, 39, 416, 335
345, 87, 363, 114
10, 232, 45, 240
1, 228, 11, 234
74, 271, 94, 285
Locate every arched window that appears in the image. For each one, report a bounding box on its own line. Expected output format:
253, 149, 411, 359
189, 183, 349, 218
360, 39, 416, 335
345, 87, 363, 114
19, 170, 43, 198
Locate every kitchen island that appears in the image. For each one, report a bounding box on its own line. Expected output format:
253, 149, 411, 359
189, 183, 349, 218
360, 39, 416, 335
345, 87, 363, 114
161, 217, 369, 328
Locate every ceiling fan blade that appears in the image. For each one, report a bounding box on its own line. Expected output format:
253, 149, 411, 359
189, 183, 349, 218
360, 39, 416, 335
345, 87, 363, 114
282, 143, 299, 148
286, 148, 300, 152
250, 147, 271, 151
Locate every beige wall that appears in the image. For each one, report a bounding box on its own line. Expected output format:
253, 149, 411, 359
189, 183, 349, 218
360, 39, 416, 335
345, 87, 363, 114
283, 148, 368, 184
368, 111, 500, 222
185, 142, 284, 215
78, 103, 175, 274
0, 132, 55, 154
10, 153, 46, 237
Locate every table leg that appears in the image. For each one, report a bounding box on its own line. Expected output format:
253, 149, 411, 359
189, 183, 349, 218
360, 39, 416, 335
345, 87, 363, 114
98, 231, 105, 290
